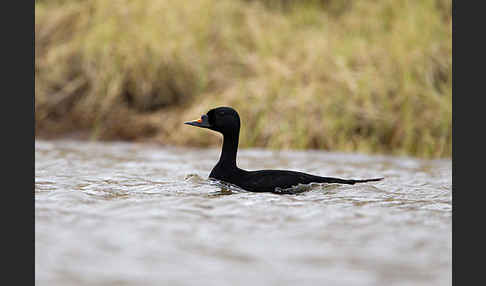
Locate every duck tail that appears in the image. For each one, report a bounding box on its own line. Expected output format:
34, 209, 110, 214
317, 176, 383, 185
349, 177, 384, 184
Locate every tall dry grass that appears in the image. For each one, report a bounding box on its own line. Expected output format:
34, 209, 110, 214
35, 0, 452, 157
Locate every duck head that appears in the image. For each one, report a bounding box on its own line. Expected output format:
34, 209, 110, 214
184, 106, 240, 135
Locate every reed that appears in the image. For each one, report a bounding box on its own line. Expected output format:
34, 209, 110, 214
35, 0, 452, 157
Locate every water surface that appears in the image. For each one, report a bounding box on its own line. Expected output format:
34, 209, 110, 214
35, 140, 451, 286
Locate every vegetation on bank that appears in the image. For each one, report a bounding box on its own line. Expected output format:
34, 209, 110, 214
35, 0, 452, 158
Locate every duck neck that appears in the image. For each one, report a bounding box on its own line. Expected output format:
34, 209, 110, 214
218, 131, 239, 168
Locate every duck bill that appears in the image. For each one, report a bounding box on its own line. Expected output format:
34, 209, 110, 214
184, 114, 211, 128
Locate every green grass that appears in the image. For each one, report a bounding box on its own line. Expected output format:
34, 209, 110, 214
35, 0, 452, 158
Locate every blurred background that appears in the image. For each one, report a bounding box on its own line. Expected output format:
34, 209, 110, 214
35, 0, 452, 158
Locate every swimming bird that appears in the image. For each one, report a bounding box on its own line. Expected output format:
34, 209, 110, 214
185, 107, 383, 193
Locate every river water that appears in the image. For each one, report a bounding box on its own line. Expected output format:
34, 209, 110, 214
35, 140, 451, 286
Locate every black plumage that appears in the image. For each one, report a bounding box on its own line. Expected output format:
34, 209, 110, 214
185, 107, 382, 193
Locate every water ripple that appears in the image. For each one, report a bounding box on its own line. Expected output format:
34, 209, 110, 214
35, 140, 451, 286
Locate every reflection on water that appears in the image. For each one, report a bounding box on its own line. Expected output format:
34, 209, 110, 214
35, 140, 451, 286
